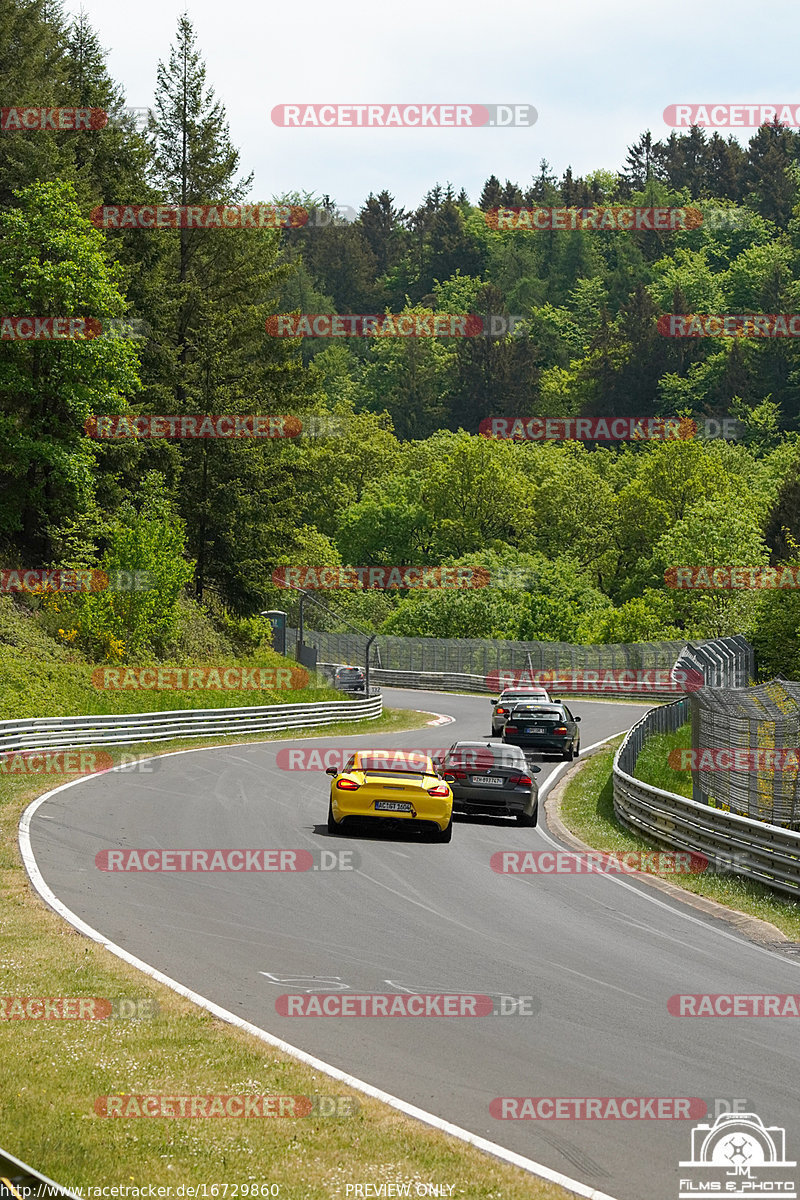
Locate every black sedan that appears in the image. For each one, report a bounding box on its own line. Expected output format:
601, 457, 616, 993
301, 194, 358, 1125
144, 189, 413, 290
501, 702, 581, 760
434, 741, 541, 826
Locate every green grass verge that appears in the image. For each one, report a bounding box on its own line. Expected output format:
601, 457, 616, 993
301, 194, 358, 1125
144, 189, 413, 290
0, 709, 573, 1199
0, 644, 342, 720
632, 722, 693, 799
559, 737, 800, 939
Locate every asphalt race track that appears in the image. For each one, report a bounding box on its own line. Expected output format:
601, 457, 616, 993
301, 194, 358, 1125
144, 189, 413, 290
25, 688, 800, 1200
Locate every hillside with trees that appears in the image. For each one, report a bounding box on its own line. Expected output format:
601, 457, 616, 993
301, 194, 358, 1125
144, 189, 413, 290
3, 0, 800, 677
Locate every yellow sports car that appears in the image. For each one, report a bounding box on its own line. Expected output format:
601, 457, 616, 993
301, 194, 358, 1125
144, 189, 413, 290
326, 750, 453, 842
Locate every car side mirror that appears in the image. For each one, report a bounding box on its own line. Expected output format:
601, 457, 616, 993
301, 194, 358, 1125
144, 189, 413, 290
325, 766, 338, 776
489, 697, 499, 704
574, 716, 581, 722
530, 764, 541, 773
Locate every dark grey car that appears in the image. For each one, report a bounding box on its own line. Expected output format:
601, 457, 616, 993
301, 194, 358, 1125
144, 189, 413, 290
435, 741, 541, 826
502, 702, 581, 760
332, 665, 366, 695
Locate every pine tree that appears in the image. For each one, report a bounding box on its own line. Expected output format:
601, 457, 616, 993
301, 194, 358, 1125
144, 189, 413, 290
621, 131, 660, 195
478, 175, 502, 210
706, 134, 744, 201
499, 179, 523, 206
0, 0, 72, 204
143, 14, 308, 605
358, 191, 407, 276
744, 121, 799, 226
64, 11, 152, 205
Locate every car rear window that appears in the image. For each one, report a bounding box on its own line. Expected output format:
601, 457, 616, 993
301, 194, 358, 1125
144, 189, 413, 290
447, 746, 525, 769
512, 706, 565, 718
500, 691, 546, 701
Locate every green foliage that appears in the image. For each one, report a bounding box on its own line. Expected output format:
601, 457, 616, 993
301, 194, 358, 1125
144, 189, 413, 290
0, 180, 141, 558
6, 2, 800, 671
66, 473, 194, 660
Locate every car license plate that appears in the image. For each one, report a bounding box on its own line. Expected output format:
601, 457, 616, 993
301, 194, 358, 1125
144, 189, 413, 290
526, 727, 546, 734
474, 776, 503, 785
374, 800, 413, 812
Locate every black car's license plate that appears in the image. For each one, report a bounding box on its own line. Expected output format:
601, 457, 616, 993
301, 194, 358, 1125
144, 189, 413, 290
526, 727, 547, 733
374, 800, 413, 812
474, 776, 503, 785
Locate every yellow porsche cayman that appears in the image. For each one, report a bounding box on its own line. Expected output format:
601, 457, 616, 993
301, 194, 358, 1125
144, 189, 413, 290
326, 750, 454, 842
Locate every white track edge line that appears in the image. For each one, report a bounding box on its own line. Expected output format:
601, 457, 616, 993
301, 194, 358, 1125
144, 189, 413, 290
0, 1141, 83, 1200
19, 769, 619, 1200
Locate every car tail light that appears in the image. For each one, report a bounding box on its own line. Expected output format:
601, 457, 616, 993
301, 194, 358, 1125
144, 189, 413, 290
336, 778, 360, 790
508, 774, 532, 787
553, 726, 568, 735
427, 783, 450, 797
504, 725, 518, 734
444, 769, 468, 781
496, 707, 508, 715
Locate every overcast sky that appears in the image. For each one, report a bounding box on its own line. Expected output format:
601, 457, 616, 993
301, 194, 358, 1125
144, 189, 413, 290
71, 0, 800, 212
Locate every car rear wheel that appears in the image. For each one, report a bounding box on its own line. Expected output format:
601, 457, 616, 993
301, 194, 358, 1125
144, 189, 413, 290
562, 744, 575, 761
516, 807, 537, 827
327, 799, 340, 834
432, 818, 453, 843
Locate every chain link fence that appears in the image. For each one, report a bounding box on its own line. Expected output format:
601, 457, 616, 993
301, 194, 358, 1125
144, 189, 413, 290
291, 629, 752, 678
690, 679, 800, 828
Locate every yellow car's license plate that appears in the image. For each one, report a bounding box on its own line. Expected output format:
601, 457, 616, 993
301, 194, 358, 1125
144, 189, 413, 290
374, 800, 413, 812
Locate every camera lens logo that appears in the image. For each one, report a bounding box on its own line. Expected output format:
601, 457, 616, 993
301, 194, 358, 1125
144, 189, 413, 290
679, 1112, 796, 1198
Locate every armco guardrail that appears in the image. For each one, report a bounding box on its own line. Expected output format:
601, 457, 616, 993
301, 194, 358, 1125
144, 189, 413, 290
613, 700, 800, 899
0, 694, 382, 756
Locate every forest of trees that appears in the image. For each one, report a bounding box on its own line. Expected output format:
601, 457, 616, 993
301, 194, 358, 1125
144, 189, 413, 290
3, 0, 800, 677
